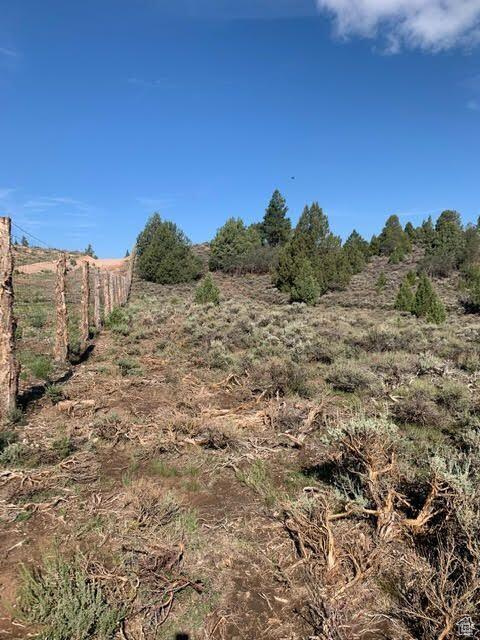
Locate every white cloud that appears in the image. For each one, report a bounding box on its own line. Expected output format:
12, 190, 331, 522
316, 0, 480, 51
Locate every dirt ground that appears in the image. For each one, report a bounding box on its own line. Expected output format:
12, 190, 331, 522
1, 261, 479, 639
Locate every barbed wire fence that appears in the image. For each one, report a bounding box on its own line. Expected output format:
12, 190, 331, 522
0, 216, 135, 418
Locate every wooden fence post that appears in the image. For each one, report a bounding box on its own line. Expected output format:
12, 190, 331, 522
54, 253, 69, 363
109, 272, 116, 309
93, 268, 102, 331
0, 217, 19, 415
103, 271, 111, 317
80, 261, 90, 352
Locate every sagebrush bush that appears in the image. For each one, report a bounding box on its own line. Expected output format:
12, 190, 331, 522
326, 362, 379, 393
17, 554, 123, 640
249, 357, 313, 398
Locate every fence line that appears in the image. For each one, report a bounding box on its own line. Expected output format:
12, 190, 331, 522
0, 216, 135, 418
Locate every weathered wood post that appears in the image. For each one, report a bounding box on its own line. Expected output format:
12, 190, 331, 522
103, 270, 111, 317
80, 261, 90, 352
109, 272, 116, 309
54, 253, 69, 363
93, 267, 102, 331
0, 217, 19, 415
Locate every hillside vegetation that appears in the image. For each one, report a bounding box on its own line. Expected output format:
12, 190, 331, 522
1, 204, 480, 640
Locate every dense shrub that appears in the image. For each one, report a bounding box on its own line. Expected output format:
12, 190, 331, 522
136, 213, 203, 284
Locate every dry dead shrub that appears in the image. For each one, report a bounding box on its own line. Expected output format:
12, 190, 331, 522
123, 478, 182, 530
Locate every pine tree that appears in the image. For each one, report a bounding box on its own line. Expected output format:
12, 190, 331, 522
413, 273, 446, 324
289, 258, 319, 305
21, 236, 29, 247
195, 273, 220, 305
395, 278, 415, 312
136, 213, 203, 284
261, 190, 291, 246
125, 249, 130, 258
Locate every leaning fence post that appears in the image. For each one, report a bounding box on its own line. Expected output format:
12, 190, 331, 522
54, 253, 69, 363
93, 268, 102, 331
0, 216, 19, 415
80, 261, 90, 352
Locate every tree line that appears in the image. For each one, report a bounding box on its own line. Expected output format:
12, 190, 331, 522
135, 191, 480, 315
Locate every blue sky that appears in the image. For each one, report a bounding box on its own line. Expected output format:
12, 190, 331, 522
0, 0, 479, 256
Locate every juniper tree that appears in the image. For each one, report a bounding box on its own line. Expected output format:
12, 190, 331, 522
275, 202, 351, 298
376, 214, 411, 259
395, 278, 415, 312
289, 258, 320, 305
404, 221, 416, 242
209, 218, 262, 273
195, 273, 220, 305
261, 190, 291, 247
413, 273, 446, 324
136, 213, 203, 284
344, 230, 370, 273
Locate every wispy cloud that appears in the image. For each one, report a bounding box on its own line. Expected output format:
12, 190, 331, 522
0, 47, 17, 58
136, 196, 177, 209
316, 0, 480, 52
127, 77, 177, 90
0, 187, 15, 200
467, 99, 480, 111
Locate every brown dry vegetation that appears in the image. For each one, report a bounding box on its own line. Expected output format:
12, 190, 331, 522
1, 251, 480, 640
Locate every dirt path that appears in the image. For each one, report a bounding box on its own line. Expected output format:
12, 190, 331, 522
0, 287, 307, 640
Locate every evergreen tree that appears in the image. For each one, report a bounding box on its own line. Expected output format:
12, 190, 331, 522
261, 190, 291, 247
275, 202, 351, 297
344, 230, 370, 273
405, 270, 417, 286
421, 210, 465, 277
461, 225, 480, 269
125, 249, 130, 258
375, 272, 387, 292
413, 273, 446, 324
395, 278, 415, 312
376, 214, 411, 259
136, 213, 203, 284
289, 258, 320, 305
434, 210, 464, 258
404, 221, 416, 242
84, 243, 96, 258
209, 218, 262, 273
195, 273, 220, 305
369, 234, 381, 255
21, 236, 29, 247
417, 216, 436, 249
